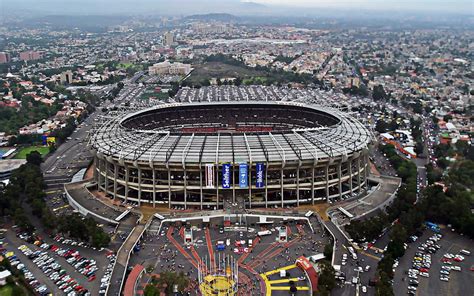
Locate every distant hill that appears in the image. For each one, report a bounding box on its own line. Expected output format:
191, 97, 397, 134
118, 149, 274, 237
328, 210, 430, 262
22, 15, 129, 31
185, 13, 240, 22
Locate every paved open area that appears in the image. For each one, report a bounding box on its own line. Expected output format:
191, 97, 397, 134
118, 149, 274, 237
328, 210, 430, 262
127, 214, 330, 295
343, 175, 401, 219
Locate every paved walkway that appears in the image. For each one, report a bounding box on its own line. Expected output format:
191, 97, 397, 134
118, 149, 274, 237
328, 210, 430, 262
107, 220, 147, 296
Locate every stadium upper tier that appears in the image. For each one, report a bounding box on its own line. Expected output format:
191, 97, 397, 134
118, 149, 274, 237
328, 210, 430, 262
89, 87, 373, 165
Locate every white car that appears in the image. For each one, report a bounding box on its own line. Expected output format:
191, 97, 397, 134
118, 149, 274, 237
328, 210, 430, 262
419, 272, 429, 278
361, 286, 367, 293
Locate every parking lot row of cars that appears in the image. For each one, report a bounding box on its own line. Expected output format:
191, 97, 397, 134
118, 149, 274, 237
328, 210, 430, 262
439, 252, 467, 282
2, 249, 50, 295
98, 252, 117, 296
405, 233, 444, 294
18, 230, 118, 296
17, 244, 90, 296
53, 234, 102, 251
18, 233, 100, 282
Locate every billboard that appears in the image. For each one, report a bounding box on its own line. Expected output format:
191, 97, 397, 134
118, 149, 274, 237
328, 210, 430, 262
239, 163, 248, 188
46, 137, 56, 146
222, 163, 231, 189
205, 164, 214, 188
256, 163, 265, 188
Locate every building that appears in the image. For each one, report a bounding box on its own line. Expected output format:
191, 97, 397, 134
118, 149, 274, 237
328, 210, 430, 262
19, 51, 42, 61
89, 86, 373, 209
148, 60, 192, 76
0, 270, 12, 286
0, 52, 11, 64
60, 70, 73, 84
163, 31, 174, 47
0, 159, 27, 181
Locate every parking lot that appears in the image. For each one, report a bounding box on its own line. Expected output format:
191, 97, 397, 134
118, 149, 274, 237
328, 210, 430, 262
2, 227, 115, 296
393, 229, 474, 296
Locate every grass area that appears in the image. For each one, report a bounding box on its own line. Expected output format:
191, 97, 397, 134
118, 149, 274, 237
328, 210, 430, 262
141, 90, 170, 101
0, 285, 13, 296
186, 62, 268, 85
14, 146, 50, 159
117, 62, 134, 69
243, 76, 268, 84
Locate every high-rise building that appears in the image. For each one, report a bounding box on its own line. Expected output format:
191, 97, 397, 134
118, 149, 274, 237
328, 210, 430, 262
163, 31, 174, 47
0, 52, 10, 64
60, 70, 73, 84
19, 51, 42, 61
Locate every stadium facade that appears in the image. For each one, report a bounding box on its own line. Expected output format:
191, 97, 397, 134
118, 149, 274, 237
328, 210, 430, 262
88, 86, 373, 209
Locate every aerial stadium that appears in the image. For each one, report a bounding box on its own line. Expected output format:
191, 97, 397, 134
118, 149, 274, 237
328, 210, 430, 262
88, 86, 373, 209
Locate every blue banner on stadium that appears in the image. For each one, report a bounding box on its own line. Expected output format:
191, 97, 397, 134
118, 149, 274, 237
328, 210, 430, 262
256, 163, 265, 188
239, 163, 248, 188
222, 163, 231, 189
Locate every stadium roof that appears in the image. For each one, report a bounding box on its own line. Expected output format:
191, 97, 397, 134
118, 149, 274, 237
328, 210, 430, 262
89, 87, 373, 165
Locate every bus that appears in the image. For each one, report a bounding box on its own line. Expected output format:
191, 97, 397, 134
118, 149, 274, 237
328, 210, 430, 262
348, 246, 358, 260
425, 221, 440, 233
154, 213, 165, 220
460, 249, 470, 256
257, 230, 272, 237
216, 241, 225, 251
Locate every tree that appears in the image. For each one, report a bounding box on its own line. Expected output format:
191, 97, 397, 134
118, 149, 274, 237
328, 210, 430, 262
26, 151, 43, 166
317, 260, 336, 296
323, 243, 333, 259
234, 77, 242, 86
375, 120, 388, 133
373, 85, 387, 101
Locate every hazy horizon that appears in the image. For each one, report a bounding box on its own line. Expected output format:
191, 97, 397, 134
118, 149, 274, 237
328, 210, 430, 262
0, 0, 472, 17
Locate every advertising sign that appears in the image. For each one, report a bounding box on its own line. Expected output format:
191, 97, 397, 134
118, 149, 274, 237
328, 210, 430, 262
222, 163, 231, 189
239, 163, 248, 188
46, 137, 56, 146
205, 164, 214, 188
256, 162, 265, 188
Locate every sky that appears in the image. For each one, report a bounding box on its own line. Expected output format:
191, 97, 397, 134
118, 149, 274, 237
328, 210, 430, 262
1, 0, 472, 16
251, 0, 473, 13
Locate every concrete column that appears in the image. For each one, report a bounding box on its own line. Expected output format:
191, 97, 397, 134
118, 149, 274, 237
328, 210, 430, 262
349, 159, 353, 194
325, 163, 329, 202
232, 163, 236, 205
248, 163, 252, 209
296, 164, 300, 207
93, 156, 98, 181
113, 163, 118, 200
104, 161, 109, 194
137, 167, 142, 206
167, 166, 171, 209
364, 154, 369, 187
152, 168, 156, 207
199, 164, 203, 210
357, 157, 361, 193
265, 163, 268, 208
183, 168, 187, 210
311, 165, 315, 205
280, 168, 284, 208
97, 158, 103, 191
338, 162, 342, 199
216, 164, 219, 210
124, 165, 129, 202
